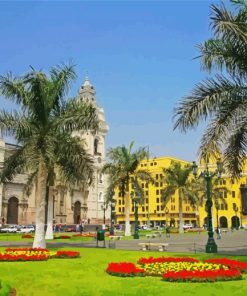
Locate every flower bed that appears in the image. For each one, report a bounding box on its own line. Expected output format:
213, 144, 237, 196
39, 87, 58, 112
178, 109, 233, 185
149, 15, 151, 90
53, 251, 80, 259
106, 262, 144, 277
162, 268, 241, 282
54, 235, 71, 239
21, 234, 33, 239
204, 258, 247, 273
106, 256, 247, 282
0, 248, 80, 262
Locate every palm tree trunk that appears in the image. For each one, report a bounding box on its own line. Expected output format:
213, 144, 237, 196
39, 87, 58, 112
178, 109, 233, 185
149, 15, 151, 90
125, 193, 131, 236
178, 190, 184, 234
45, 186, 54, 240
33, 160, 47, 248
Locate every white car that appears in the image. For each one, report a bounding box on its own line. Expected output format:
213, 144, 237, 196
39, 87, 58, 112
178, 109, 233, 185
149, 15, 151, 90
17, 225, 35, 233
0, 225, 18, 233
183, 224, 193, 229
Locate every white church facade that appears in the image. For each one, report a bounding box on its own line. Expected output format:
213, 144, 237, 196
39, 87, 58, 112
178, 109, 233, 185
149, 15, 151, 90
0, 77, 110, 225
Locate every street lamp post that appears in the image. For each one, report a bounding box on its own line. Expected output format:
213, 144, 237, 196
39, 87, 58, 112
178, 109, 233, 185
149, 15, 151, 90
165, 207, 169, 227
131, 191, 139, 239
101, 202, 107, 229
233, 205, 239, 229
192, 159, 223, 253
110, 199, 116, 235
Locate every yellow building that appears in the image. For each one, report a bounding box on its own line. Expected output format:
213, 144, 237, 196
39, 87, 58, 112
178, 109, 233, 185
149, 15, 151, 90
115, 156, 247, 229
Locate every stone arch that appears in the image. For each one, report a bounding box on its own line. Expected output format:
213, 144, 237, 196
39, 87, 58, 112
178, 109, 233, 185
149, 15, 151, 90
7, 196, 19, 224
231, 216, 240, 229
219, 216, 228, 228
73, 201, 81, 224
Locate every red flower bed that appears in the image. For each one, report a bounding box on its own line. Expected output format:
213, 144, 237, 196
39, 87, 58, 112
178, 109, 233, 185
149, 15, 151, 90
72, 233, 96, 237
107, 257, 247, 282
138, 256, 199, 265
54, 235, 71, 239
204, 258, 247, 273
54, 251, 80, 259
21, 234, 33, 239
0, 253, 48, 261
5, 248, 49, 252
106, 262, 144, 277
162, 269, 242, 282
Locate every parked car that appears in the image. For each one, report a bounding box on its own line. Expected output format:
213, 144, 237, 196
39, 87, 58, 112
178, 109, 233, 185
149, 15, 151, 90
0, 225, 18, 233
183, 224, 193, 229
17, 225, 35, 233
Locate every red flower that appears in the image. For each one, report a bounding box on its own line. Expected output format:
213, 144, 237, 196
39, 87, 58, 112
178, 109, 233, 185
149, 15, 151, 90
106, 262, 144, 277
162, 269, 242, 282
204, 258, 247, 272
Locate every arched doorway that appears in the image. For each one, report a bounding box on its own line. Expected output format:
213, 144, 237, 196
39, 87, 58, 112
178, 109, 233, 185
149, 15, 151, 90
231, 216, 240, 229
219, 216, 228, 228
7, 197, 19, 224
73, 201, 81, 224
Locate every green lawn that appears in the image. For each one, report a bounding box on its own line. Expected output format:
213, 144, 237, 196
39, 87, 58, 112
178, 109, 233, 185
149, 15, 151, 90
0, 248, 247, 296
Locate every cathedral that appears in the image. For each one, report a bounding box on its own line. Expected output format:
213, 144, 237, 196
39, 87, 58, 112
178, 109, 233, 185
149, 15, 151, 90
0, 77, 110, 225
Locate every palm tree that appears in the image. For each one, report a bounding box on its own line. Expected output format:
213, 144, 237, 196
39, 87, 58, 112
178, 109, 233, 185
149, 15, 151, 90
161, 161, 200, 233
173, 0, 247, 178
0, 64, 98, 248
103, 141, 153, 236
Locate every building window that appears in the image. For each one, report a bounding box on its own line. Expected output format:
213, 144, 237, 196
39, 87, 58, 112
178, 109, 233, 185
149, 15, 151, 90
145, 198, 148, 203
156, 189, 159, 195
160, 182, 163, 187
157, 205, 160, 211
99, 173, 103, 183
232, 191, 235, 198
223, 191, 227, 198
94, 138, 99, 154
141, 183, 144, 188
151, 163, 153, 166
146, 206, 148, 211
118, 200, 121, 205
156, 174, 159, 180
142, 206, 145, 211
156, 198, 159, 203
98, 192, 104, 202
154, 162, 157, 165
143, 214, 145, 217
155, 182, 159, 187
145, 191, 148, 196
118, 192, 121, 197
145, 183, 148, 188
118, 207, 121, 212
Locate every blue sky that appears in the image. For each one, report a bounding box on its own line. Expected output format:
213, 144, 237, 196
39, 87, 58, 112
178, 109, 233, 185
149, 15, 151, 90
0, 1, 221, 162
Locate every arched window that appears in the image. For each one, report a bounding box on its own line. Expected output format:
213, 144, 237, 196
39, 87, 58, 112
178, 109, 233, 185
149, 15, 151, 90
98, 192, 103, 202
94, 138, 99, 154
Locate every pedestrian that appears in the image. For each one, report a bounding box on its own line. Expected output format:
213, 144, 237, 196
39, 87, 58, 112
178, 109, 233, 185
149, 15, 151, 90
88, 218, 90, 224
166, 226, 170, 238
2, 217, 5, 226
79, 219, 84, 234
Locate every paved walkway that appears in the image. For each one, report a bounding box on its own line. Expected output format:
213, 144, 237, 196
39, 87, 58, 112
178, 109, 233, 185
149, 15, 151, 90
0, 230, 246, 255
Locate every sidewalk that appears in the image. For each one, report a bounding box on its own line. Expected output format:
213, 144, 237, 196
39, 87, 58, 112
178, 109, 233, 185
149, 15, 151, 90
0, 230, 246, 255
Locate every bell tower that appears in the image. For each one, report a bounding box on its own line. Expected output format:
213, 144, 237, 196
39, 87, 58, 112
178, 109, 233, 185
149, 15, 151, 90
74, 76, 109, 224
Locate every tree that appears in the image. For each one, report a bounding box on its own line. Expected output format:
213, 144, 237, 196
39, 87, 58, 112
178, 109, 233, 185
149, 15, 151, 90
103, 141, 153, 236
161, 161, 200, 233
0, 64, 98, 248
173, 0, 247, 178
